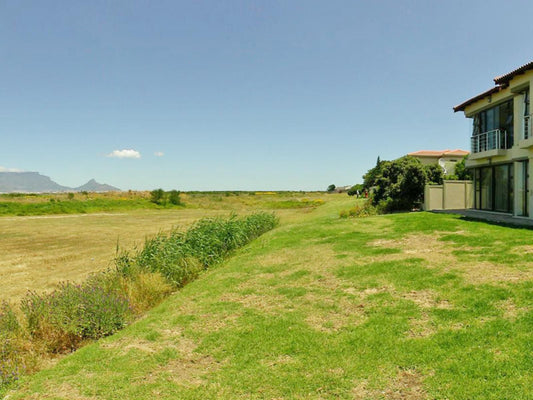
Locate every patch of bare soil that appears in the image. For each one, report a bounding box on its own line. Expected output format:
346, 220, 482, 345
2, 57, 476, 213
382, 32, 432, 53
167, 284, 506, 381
495, 298, 528, 321
368, 234, 456, 266
352, 369, 429, 400
22, 382, 98, 400
139, 337, 222, 387
461, 261, 533, 284
400, 290, 452, 309
303, 294, 366, 332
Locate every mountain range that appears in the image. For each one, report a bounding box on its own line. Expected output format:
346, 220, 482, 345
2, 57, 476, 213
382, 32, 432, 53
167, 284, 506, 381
0, 172, 120, 193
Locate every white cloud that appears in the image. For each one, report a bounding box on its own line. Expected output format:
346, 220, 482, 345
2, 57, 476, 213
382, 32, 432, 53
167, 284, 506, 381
154, 151, 164, 157
106, 149, 141, 159
0, 166, 24, 172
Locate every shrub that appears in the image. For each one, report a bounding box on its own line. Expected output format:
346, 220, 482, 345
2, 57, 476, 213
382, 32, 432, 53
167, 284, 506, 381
150, 188, 165, 205
454, 155, 472, 180
326, 184, 336, 192
0, 303, 29, 390
0, 302, 21, 337
168, 190, 182, 205
0, 338, 23, 389
21, 279, 131, 352
339, 201, 377, 218
364, 156, 427, 212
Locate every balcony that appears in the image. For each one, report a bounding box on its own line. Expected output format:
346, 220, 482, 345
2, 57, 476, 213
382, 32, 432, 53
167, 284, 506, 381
470, 129, 509, 159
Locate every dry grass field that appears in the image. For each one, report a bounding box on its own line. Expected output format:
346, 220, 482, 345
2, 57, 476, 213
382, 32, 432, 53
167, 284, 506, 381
0, 192, 331, 301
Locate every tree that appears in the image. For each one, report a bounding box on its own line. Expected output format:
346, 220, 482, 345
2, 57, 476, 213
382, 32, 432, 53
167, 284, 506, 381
454, 156, 472, 180
368, 156, 427, 211
327, 184, 336, 192
168, 190, 182, 205
425, 164, 444, 185
150, 188, 165, 205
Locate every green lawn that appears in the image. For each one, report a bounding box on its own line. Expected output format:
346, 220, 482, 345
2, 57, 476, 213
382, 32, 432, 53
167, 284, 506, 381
6, 201, 533, 399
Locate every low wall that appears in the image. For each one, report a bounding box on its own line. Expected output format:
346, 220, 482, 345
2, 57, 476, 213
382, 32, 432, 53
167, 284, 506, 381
424, 180, 473, 211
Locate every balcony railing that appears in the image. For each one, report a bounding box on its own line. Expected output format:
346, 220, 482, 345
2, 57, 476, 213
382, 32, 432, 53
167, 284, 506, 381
471, 129, 509, 154
524, 115, 531, 140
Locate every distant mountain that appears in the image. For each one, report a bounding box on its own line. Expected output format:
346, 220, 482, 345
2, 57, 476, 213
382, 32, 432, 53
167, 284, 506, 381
75, 179, 120, 192
0, 172, 120, 193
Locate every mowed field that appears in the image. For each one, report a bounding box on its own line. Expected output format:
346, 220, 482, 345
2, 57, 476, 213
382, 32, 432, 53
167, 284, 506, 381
0, 192, 328, 301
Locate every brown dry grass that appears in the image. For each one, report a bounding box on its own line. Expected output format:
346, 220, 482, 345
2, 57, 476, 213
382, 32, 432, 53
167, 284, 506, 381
0, 209, 226, 301
352, 369, 429, 400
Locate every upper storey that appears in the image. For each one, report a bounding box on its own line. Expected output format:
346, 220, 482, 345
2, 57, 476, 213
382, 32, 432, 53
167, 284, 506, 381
454, 61, 533, 159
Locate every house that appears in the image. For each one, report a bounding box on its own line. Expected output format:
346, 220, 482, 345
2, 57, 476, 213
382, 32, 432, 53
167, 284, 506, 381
408, 149, 469, 176
454, 61, 533, 217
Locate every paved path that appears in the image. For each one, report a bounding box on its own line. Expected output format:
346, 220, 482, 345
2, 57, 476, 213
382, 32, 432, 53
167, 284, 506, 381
432, 209, 533, 228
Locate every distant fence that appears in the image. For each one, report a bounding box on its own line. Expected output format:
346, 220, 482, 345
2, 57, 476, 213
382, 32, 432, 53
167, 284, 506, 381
424, 180, 473, 211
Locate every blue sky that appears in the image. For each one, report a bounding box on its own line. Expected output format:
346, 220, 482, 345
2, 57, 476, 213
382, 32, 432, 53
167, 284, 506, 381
2, 0, 533, 190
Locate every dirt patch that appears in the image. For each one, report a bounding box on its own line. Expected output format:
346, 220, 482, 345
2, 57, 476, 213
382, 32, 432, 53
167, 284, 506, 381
219, 292, 288, 314
261, 354, 296, 368
495, 298, 528, 321
352, 369, 428, 400
137, 337, 222, 387
303, 294, 366, 333
369, 234, 456, 266
384, 369, 429, 400
407, 312, 437, 338
21, 382, 99, 400
511, 245, 533, 254
400, 290, 452, 309
460, 261, 533, 284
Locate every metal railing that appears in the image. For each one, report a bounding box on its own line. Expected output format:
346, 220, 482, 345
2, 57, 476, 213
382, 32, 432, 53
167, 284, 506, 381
524, 115, 531, 140
471, 129, 508, 153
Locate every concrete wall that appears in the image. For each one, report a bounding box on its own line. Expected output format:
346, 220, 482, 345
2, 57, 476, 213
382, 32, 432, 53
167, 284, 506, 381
424, 180, 473, 211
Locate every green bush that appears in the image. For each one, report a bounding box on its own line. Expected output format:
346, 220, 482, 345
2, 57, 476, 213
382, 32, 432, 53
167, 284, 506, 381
168, 190, 182, 205
339, 201, 377, 218
21, 279, 131, 352
363, 156, 429, 212
150, 188, 165, 205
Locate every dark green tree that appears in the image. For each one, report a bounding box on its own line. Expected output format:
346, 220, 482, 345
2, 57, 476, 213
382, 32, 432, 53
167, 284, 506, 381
369, 156, 428, 211
425, 164, 444, 184
454, 156, 472, 180
168, 190, 182, 205
327, 184, 336, 192
150, 188, 165, 205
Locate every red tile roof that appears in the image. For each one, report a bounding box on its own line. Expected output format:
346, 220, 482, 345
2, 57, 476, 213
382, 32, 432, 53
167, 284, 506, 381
453, 86, 504, 113
408, 149, 469, 157
494, 60, 533, 84
454, 60, 533, 113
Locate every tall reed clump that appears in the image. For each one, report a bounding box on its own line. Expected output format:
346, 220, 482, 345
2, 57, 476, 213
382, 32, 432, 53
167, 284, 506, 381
133, 213, 279, 286
0, 213, 277, 393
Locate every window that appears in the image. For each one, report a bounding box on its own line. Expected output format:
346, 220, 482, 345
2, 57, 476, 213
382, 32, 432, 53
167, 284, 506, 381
473, 164, 514, 213
472, 100, 514, 145
524, 89, 530, 140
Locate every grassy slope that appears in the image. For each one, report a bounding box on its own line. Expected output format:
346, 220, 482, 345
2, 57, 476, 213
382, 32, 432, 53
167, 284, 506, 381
7, 199, 533, 399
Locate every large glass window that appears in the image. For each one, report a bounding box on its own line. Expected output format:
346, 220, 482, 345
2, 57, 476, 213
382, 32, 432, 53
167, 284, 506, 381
480, 167, 493, 211
473, 164, 513, 213
516, 160, 529, 217
494, 164, 512, 212
472, 100, 514, 147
